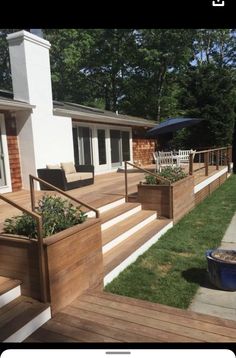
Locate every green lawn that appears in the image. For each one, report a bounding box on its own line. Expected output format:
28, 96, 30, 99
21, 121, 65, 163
105, 174, 236, 309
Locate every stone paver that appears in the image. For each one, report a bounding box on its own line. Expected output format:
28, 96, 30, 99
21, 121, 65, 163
188, 212, 236, 320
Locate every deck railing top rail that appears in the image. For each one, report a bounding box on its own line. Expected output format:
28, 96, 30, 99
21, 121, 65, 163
125, 161, 171, 185
124, 161, 171, 202
29, 175, 100, 219
195, 146, 230, 155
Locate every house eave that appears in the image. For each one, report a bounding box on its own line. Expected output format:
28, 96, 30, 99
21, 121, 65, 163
53, 108, 155, 128
0, 99, 35, 112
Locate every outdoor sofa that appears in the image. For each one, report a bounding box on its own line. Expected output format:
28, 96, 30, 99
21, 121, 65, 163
37, 162, 94, 191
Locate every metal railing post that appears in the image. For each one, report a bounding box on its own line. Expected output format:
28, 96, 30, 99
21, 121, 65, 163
204, 152, 209, 176
36, 216, 48, 303
125, 161, 128, 202
227, 146, 231, 173
30, 174, 36, 212
189, 153, 193, 175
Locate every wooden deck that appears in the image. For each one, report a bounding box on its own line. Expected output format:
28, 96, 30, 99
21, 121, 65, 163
25, 289, 236, 342
0, 164, 226, 223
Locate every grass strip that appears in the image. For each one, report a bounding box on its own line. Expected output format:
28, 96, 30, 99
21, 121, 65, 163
105, 174, 236, 309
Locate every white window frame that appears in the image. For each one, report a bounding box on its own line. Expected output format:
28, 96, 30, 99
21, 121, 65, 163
72, 121, 133, 173
0, 114, 12, 193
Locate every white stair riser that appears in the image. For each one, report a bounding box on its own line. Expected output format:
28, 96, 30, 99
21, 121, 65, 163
0, 286, 21, 309
4, 306, 51, 342
86, 198, 126, 218
102, 205, 141, 231
104, 221, 173, 286
103, 213, 157, 253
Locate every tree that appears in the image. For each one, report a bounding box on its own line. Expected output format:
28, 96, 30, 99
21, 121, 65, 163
0, 29, 19, 90
120, 29, 195, 121
177, 64, 236, 148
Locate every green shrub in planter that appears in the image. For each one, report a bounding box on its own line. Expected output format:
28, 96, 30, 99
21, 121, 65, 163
3, 195, 87, 239
145, 166, 187, 185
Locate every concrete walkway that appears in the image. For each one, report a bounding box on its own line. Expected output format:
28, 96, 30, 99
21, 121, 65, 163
188, 212, 236, 321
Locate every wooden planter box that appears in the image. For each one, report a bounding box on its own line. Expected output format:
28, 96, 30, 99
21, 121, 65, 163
137, 175, 195, 223
44, 218, 103, 314
0, 218, 103, 314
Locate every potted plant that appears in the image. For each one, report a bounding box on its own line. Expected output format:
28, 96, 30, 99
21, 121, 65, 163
137, 166, 195, 222
206, 249, 236, 291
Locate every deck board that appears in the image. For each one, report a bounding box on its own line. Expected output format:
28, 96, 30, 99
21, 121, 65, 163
25, 290, 236, 342
0, 164, 226, 224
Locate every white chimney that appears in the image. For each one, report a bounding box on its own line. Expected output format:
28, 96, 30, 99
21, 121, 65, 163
7, 30, 74, 189
7, 30, 53, 112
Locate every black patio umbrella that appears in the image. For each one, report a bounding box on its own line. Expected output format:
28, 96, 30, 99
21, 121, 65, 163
147, 117, 204, 137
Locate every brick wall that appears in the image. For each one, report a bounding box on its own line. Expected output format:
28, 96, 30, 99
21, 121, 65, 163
5, 115, 22, 191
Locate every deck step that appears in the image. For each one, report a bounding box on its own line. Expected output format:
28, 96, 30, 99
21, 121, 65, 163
0, 295, 51, 342
101, 202, 141, 230
127, 193, 138, 203
0, 276, 21, 308
102, 210, 157, 253
104, 218, 173, 285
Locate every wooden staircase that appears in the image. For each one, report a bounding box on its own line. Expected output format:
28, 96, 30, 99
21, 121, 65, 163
0, 276, 51, 342
100, 199, 173, 286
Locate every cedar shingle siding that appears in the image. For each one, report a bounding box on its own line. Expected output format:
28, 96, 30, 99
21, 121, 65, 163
5, 116, 22, 191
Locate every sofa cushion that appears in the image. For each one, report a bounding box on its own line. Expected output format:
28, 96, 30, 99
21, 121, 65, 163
66, 172, 93, 183
79, 172, 93, 180
46, 164, 61, 169
61, 162, 76, 174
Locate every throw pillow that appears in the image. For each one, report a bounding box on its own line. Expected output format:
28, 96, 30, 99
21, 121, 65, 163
61, 162, 76, 174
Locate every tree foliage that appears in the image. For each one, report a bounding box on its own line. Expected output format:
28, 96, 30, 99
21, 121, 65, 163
0, 28, 236, 150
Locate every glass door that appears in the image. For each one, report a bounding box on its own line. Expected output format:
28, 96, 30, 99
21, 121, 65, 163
73, 126, 93, 165
110, 130, 130, 167
110, 130, 122, 167
0, 128, 6, 187
97, 128, 108, 169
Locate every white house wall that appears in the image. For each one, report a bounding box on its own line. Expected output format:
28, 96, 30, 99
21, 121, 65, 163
33, 114, 74, 169
16, 111, 36, 189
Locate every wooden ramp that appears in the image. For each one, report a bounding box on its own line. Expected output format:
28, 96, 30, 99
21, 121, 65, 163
25, 290, 236, 342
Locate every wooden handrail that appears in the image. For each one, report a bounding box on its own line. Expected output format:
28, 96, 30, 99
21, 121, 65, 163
124, 161, 171, 202
0, 193, 48, 303
29, 175, 100, 218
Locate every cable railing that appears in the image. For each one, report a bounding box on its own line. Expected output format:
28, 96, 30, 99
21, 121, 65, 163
189, 146, 232, 176
0, 193, 47, 303
124, 161, 171, 202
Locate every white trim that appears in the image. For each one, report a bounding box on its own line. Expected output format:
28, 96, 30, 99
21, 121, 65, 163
4, 306, 51, 342
99, 198, 126, 214
0, 114, 12, 193
104, 221, 173, 285
0, 286, 21, 308
101, 205, 141, 231
86, 198, 126, 218
194, 167, 228, 194
72, 121, 133, 174
0, 99, 34, 111
7, 30, 51, 50
54, 108, 155, 128
103, 212, 157, 253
